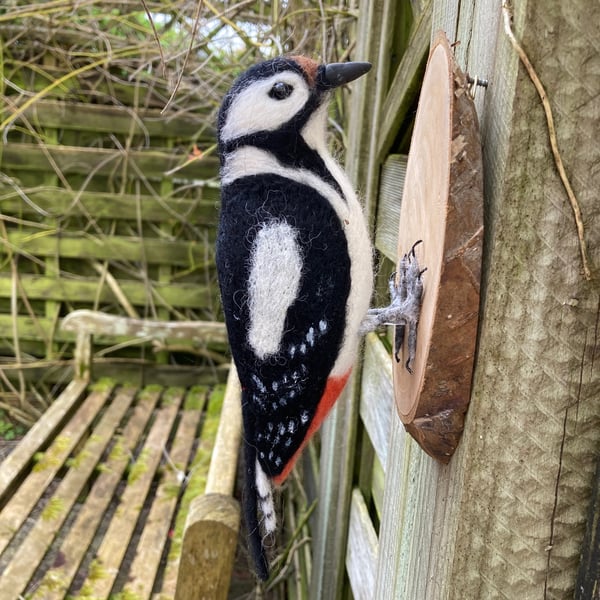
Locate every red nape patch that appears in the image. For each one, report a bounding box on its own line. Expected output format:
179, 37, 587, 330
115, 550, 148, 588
273, 370, 351, 485
290, 55, 319, 87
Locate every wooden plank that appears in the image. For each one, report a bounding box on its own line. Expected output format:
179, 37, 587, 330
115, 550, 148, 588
5, 231, 214, 267
373, 417, 440, 599
360, 333, 394, 471
375, 154, 407, 262
0, 317, 227, 356
346, 489, 379, 600
0, 385, 113, 556
31, 387, 162, 599
205, 366, 242, 496
61, 310, 227, 345
159, 387, 223, 598
18, 99, 216, 139
0, 385, 137, 600
0, 377, 88, 500
309, 375, 360, 600
372, 455, 385, 519
0, 273, 214, 309
1, 143, 218, 181
122, 403, 203, 600
359, 0, 401, 222
0, 188, 219, 222
173, 370, 241, 600
81, 391, 183, 598
377, 2, 432, 161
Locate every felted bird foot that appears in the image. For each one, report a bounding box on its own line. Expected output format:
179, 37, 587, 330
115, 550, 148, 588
360, 240, 426, 373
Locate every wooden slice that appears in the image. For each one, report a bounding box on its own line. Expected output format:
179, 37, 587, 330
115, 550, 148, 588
393, 31, 483, 463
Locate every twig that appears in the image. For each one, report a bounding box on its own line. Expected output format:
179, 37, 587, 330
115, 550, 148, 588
162, 0, 205, 113
502, 3, 592, 281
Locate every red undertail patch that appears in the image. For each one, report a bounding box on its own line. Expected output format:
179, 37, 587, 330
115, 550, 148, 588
273, 370, 351, 485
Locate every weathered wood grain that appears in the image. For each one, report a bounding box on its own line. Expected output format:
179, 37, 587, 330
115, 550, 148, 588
0, 188, 219, 222
17, 99, 216, 139
360, 333, 394, 471
375, 154, 407, 262
0, 377, 88, 500
346, 489, 379, 600
82, 391, 182, 598
62, 309, 226, 343
174, 494, 240, 600
0, 386, 137, 600
123, 403, 203, 600
31, 388, 161, 599
205, 366, 242, 496
0, 273, 213, 309
376, 2, 432, 161
0, 386, 112, 556
6, 230, 214, 267
1, 143, 218, 181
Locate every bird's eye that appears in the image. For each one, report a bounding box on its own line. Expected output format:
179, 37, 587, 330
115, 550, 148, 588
269, 82, 294, 100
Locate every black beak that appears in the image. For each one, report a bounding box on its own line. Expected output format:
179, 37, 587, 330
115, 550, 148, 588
318, 61, 372, 89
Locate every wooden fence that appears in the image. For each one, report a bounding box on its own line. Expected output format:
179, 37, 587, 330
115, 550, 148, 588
311, 0, 599, 598
0, 18, 225, 412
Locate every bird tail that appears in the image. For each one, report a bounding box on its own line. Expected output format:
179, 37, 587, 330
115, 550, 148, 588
243, 437, 274, 581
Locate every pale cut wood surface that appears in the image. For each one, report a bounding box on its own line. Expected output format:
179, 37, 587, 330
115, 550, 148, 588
345, 489, 379, 600
0, 386, 136, 600
31, 387, 161, 599
393, 32, 483, 460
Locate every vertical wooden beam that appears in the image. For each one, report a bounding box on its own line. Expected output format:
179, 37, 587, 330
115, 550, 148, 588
424, 1, 600, 598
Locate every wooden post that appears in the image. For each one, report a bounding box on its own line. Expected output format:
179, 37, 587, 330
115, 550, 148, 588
174, 494, 240, 600
175, 367, 242, 600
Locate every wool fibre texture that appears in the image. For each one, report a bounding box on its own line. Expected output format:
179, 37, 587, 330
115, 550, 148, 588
216, 172, 351, 478
247, 221, 303, 359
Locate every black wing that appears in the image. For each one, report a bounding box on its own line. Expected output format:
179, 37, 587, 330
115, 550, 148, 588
216, 173, 351, 478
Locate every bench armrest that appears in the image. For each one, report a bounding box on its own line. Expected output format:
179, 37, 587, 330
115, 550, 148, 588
61, 309, 228, 380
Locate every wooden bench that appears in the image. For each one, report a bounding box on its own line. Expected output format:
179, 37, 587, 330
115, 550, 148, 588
0, 310, 241, 600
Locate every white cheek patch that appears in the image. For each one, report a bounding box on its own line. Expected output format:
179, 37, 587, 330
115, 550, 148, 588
248, 222, 303, 359
220, 73, 309, 142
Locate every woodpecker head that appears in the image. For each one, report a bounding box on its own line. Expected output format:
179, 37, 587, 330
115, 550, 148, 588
217, 56, 371, 163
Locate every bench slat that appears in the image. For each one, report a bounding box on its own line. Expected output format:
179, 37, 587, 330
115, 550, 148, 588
0, 386, 112, 556
0, 386, 137, 600
31, 388, 162, 599
81, 390, 184, 598
0, 378, 88, 500
159, 386, 224, 599
123, 397, 206, 599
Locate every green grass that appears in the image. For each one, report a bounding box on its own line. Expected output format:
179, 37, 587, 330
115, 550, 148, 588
0, 409, 26, 441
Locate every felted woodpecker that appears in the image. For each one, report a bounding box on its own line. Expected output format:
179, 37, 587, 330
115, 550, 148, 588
215, 55, 424, 580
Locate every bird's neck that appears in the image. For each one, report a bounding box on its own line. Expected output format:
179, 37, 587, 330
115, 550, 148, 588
220, 105, 348, 199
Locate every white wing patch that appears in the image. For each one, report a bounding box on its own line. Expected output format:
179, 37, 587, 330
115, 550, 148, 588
248, 222, 302, 359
